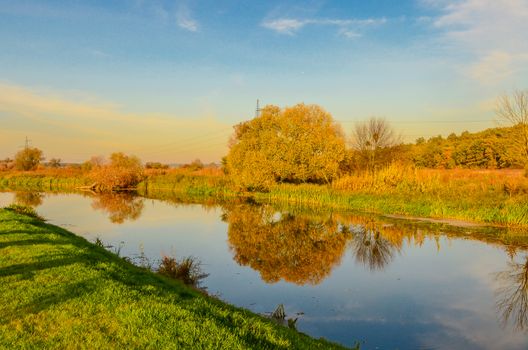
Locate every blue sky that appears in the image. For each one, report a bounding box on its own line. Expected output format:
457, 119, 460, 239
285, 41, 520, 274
1, 0, 527, 162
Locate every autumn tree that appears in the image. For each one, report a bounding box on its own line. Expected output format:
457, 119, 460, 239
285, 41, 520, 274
48, 158, 61, 168
225, 103, 347, 190
81, 155, 105, 171
14, 147, 44, 171
89, 152, 144, 190
495, 90, 528, 166
351, 117, 400, 170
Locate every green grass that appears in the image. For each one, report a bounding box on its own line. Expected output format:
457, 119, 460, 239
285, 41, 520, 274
0, 173, 88, 191
0, 208, 349, 349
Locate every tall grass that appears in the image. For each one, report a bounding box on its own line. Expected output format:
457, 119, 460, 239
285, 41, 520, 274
257, 165, 528, 226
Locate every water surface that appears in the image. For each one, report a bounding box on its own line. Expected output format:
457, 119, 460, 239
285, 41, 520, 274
1, 191, 527, 350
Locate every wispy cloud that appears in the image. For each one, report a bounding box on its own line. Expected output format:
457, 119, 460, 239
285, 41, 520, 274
261, 17, 387, 37
176, 2, 199, 32
425, 0, 528, 83
88, 49, 111, 58
135, 0, 199, 32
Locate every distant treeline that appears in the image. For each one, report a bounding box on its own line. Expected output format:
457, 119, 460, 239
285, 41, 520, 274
406, 125, 524, 169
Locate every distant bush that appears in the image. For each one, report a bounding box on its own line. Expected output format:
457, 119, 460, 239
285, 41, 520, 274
14, 147, 44, 171
47, 158, 61, 168
145, 162, 169, 170
89, 152, 144, 191
0, 158, 15, 171
182, 159, 204, 171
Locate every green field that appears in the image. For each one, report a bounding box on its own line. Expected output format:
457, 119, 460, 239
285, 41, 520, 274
0, 208, 349, 349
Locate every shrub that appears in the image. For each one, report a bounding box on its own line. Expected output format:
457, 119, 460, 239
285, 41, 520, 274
89, 152, 144, 191
157, 255, 208, 287
14, 147, 44, 171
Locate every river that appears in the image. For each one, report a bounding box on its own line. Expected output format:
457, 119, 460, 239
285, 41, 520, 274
1, 190, 527, 349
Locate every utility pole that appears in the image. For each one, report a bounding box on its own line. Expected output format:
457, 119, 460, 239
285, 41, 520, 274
255, 99, 261, 118
23, 136, 31, 150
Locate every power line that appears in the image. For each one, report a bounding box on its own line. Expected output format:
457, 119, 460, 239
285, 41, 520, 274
337, 120, 491, 124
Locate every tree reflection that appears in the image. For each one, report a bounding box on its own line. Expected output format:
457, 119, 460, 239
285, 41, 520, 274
14, 191, 43, 207
91, 193, 144, 224
224, 204, 351, 285
495, 255, 528, 332
347, 221, 401, 271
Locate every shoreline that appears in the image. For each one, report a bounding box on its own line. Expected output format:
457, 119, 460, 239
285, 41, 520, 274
1, 171, 528, 227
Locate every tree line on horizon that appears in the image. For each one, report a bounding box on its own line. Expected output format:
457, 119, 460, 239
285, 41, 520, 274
1, 90, 527, 191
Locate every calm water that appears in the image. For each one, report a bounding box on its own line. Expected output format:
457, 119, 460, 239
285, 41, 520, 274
2, 191, 528, 350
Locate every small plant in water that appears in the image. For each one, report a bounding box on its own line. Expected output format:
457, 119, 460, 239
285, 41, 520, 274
157, 255, 208, 288
135, 243, 152, 270
4, 204, 44, 220
94, 237, 105, 248
112, 241, 125, 257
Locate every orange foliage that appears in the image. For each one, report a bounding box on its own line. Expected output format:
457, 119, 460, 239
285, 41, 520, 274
226, 103, 346, 190
91, 192, 144, 224
224, 204, 351, 285
89, 153, 144, 190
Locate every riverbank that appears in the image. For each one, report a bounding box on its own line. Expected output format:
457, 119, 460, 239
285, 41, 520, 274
0, 207, 347, 349
1, 168, 528, 227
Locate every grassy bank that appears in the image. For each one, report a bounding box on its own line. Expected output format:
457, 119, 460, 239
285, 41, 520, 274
0, 208, 347, 349
141, 168, 528, 227
1, 167, 528, 226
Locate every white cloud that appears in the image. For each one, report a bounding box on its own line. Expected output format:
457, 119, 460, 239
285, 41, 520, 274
427, 0, 528, 83
261, 16, 386, 38
262, 18, 305, 35
176, 3, 198, 32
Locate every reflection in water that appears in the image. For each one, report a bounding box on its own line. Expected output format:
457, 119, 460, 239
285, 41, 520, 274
495, 255, 528, 332
348, 222, 401, 271
14, 191, 43, 207
91, 193, 144, 224
224, 204, 351, 285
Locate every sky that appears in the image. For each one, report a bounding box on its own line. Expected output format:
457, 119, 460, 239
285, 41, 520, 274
1, 0, 527, 163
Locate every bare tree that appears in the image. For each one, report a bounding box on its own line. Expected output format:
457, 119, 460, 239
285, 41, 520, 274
352, 117, 400, 169
495, 90, 528, 164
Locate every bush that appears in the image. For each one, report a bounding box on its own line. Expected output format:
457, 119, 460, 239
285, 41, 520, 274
14, 147, 44, 171
89, 153, 144, 191
157, 255, 208, 287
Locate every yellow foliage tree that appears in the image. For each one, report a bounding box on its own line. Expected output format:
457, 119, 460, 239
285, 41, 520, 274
89, 152, 144, 191
225, 103, 346, 190
14, 147, 44, 171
